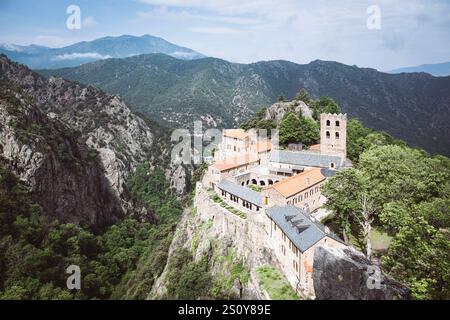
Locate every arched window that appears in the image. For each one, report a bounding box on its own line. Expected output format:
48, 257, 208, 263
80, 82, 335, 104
260, 180, 266, 186
268, 179, 273, 185
326, 120, 331, 126
336, 120, 340, 127
330, 162, 335, 169
252, 179, 257, 185
326, 131, 330, 139
335, 132, 340, 139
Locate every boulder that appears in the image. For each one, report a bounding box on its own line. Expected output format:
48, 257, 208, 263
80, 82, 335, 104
313, 245, 410, 300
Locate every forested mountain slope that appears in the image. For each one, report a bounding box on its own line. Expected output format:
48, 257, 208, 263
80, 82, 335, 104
40, 54, 450, 155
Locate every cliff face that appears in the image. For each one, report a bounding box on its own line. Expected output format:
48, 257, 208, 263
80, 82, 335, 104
313, 246, 410, 300
0, 54, 190, 226
0, 84, 124, 226
150, 182, 272, 299
0, 55, 154, 201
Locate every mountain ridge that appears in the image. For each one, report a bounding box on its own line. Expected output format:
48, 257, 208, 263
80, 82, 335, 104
38, 53, 450, 156
389, 61, 450, 77
0, 34, 205, 69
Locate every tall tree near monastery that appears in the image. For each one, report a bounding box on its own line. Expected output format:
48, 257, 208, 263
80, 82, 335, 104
323, 144, 450, 299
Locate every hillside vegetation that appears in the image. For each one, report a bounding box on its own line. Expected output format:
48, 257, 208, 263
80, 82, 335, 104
0, 163, 183, 299
39, 54, 450, 156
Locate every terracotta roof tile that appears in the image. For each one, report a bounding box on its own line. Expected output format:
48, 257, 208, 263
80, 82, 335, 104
268, 168, 325, 198
251, 141, 272, 153
213, 154, 259, 172
223, 129, 249, 140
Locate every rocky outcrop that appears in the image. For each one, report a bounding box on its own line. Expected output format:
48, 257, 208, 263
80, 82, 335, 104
0, 85, 124, 226
0, 54, 190, 226
151, 182, 271, 299
168, 164, 190, 195
313, 245, 410, 300
0, 55, 154, 200
264, 100, 313, 123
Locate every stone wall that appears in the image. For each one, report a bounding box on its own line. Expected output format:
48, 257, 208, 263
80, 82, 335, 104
194, 182, 269, 266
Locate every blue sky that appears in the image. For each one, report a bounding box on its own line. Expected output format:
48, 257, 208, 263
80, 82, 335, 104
0, 0, 449, 70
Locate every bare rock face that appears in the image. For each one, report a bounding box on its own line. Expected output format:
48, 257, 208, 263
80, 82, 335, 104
264, 100, 313, 123
0, 86, 124, 226
170, 164, 190, 195
0, 56, 154, 202
0, 54, 191, 225
313, 245, 410, 300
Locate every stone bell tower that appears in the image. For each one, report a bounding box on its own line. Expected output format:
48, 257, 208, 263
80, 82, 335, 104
320, 113, 347, 158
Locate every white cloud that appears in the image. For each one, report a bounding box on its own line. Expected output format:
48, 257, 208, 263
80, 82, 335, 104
134, 0, 450, 70
82, 16, 98, 28
52, 52, 112, 61
0, 43, 23, 52
136, 7, 260, 25
171, 51, 203, 59
187, 27, 245, 35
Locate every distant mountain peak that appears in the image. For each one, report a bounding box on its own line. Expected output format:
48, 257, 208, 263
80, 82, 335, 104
0, 34, 206, 69
388, 61, 450, 77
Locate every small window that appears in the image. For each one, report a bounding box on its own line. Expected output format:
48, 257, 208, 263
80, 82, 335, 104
326, 131, 330, 139
336, 120, 340, 127
326, 120, 330, 126
330, 162, 335, 169
335, 132, 340, 139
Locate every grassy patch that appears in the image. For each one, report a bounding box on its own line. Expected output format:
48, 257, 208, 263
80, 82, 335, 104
211, 248, 250, 299
371, 228, 392, 251
256, 266, 299, 300
347, 227, 392, 255
202, 219, 213, 230
191, 232, 200, 253
208, 190, 247, 219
